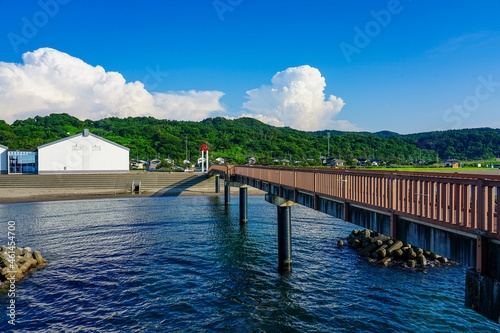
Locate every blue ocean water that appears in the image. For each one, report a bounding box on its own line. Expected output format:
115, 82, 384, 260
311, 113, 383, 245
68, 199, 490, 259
0, 195, 498, 332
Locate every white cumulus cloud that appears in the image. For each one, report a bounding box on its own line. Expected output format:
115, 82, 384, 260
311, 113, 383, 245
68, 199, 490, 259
242, 65, 358, 131
0, 48, 225, 123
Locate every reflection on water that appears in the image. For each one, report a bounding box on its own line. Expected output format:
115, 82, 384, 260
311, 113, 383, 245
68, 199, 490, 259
0, 196, 498, 332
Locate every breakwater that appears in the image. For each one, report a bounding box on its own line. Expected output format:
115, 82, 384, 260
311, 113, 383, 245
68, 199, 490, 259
0, 246, 47, 290
342, 229, 451, 269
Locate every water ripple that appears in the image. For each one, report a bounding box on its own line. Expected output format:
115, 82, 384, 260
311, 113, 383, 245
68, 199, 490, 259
0, 196, 498, 332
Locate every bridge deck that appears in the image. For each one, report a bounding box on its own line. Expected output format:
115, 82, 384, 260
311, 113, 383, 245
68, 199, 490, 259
210, 165, 500, 322
210, 165, 500, 240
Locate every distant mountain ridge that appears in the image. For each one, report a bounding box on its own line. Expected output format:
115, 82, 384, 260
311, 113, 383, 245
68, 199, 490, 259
311, 130, 401, 139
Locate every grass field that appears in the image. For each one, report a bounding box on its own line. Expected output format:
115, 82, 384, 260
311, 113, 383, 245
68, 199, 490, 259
366, 167, 500, 173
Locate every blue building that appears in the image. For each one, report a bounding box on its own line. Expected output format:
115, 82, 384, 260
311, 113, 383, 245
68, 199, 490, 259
7, 150, 38, 174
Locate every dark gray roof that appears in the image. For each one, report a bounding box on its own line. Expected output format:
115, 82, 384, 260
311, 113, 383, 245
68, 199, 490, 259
0, 144, 7, 149
38, 130, 130, 151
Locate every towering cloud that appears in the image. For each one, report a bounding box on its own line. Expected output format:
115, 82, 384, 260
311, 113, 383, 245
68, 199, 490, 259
0, 48, 225, 123
242, 65, 357, 131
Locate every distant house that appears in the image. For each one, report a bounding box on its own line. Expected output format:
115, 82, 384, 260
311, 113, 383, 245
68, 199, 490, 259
215, 157, 225, 164
183, 159, 191, 165
149, 158, 162, 169
247, 157, 257, 165
293, 159, 302, 164
325, 158, 344, 167
197, 157, 206, 165
333, 159, 345, 167
370, 160, 380, 166
130, 159, 148, 169
323, 157, 333, 165
445, 159, 460, 168
357, 159, 367, 166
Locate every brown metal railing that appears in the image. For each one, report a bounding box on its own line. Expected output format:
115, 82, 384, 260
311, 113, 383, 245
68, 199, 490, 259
209, 165, 500, 240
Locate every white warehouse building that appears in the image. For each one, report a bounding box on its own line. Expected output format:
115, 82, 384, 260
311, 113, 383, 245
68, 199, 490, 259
37, 129, 130, 174
0, 144, 7, 174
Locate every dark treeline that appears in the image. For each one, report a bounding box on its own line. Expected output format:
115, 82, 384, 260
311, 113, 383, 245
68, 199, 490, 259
0, 113, 499, 164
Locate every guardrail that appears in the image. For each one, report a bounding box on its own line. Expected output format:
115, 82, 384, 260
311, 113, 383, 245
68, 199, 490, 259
209, 165, 500, 240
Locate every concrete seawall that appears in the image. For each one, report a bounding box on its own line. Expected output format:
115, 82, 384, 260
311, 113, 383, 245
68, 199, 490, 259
0, 172, 265, 203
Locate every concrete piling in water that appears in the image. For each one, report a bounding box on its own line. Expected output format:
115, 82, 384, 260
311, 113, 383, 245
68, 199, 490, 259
224, 181, 230, 205
239, 186, 248, 224
215, 174, 220, 193
465, 240, 500, 323
278, 206, 292, 273
265, 194, 298, 274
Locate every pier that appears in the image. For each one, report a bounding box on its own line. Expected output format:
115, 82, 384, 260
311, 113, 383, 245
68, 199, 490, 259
210, 165, 500, 323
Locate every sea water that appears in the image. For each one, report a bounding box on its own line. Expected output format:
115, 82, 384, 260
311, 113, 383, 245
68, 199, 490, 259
0, 196, 499, 332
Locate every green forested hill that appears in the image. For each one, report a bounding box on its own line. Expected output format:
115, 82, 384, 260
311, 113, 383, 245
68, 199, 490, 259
402, 129, 500, 160
0, 113, 498, 164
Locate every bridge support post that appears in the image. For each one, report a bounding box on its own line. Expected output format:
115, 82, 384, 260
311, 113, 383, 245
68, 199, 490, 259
313, 194, 319, 211
265, 194, 298, 274
239, 186, 248, 224
466, 234, 500, 323
390, 212, 397, 239
278, 206, 292, 273
215, 174, 220, 193
343, 202, 349, 222
224, 181, 231, 205
475, 234, 488, 274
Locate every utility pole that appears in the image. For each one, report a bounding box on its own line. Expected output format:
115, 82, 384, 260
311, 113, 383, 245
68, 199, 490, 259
327, 132, 330, 158
185, 136, 188, 161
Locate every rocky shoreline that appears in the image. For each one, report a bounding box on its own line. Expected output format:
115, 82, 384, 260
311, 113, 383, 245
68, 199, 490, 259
0, 246, 48, 292
340, 229, 453, 270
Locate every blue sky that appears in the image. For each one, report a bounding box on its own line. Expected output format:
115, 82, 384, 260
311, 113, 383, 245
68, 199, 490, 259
0, 0, 499, 133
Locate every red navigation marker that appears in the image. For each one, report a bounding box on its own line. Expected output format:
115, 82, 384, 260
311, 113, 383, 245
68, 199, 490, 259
200, 144, 209, 152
